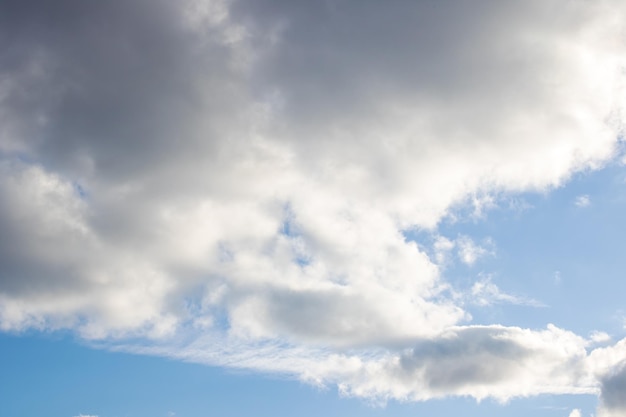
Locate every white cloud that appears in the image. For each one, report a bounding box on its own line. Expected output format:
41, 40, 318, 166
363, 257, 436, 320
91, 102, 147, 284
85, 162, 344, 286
590, 331, 612, 344
433, 235, 455, 265
431, 234, 493, 267
575, 195, 591, 207
0, 0, 626, 408
456, 235, 493, 266
569, 409, 582, 417
75, 414, 98, 417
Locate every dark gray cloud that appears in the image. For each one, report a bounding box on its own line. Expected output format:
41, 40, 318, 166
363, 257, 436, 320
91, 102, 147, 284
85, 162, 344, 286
0, 0, 248, 318
0, 0, 240, 180
232, 1, 593, 143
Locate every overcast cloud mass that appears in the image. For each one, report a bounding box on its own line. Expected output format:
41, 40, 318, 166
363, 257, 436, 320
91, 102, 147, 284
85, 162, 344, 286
1, 0, 626, 415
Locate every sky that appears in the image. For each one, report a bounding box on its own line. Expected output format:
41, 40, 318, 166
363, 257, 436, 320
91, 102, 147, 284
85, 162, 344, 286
1, 0, 626, 416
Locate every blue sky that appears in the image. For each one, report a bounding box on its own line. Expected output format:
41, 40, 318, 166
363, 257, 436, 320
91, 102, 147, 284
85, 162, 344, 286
2, 1, 626, 416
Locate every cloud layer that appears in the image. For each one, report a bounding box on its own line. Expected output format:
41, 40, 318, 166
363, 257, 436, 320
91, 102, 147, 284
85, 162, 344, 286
1, 0, 626, 412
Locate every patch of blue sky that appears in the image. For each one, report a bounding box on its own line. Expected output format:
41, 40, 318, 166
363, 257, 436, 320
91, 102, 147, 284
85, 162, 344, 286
72, 180, 89, 200
279, 204, 312, 267
405, 161, 626, 338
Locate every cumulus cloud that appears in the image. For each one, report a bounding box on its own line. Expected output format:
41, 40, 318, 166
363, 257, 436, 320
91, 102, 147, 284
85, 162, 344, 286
590, 331, 613, 345
569, 409, 582, 417
597, 361, 626, 417
1, 0, 626, 407
335, 324, 594, 402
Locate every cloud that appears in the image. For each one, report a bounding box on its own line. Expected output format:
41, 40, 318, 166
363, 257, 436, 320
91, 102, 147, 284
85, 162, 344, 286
575, 195, 591, 207
586, 339, 626, 416
597, 361, 626, 417
456, 235, 493, 266
343, 324, 591, 402
433, 235, 455, 265
469, 275, 543, 307
1, 0, 626, 407
554, 270, 563, 285
590, 331, 612, 345
125, 324, 597, 404
429, 234, 492, 267
569, 409, 582, 417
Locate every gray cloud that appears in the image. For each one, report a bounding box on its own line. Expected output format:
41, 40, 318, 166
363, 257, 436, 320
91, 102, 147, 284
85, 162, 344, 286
598, 361, 626, 416
329, 325, 593, 402
0, 0, 226, 167
403, 328, 532, 390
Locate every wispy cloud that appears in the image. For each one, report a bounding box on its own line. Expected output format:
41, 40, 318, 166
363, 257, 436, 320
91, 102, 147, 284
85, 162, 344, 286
469, 275, 545, 307
456, 235, 494, 266
575, 195, 591, 207
431, 234, 493, 267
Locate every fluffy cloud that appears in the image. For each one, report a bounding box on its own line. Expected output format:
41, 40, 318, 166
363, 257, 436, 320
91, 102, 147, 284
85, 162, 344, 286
586, 339, 626, 416
590, 331, 612, 345
597, 362, 626, 416
431, 234, 493, 267
1, 0, 626, 408
456, 235, 493, 266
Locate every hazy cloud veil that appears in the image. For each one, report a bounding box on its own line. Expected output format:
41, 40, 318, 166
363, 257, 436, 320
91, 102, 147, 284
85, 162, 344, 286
1, 0, 626, 414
